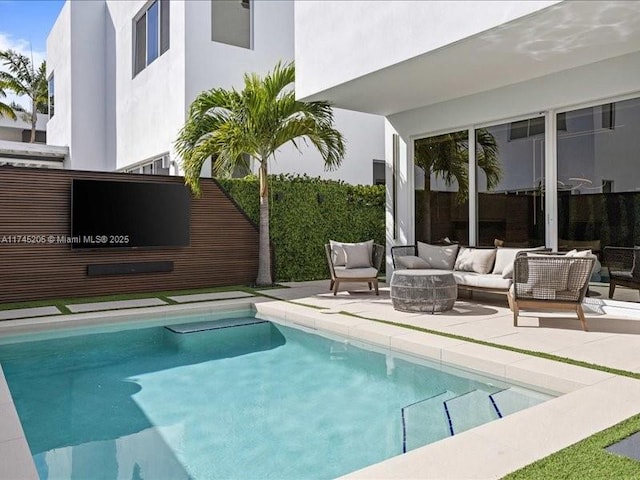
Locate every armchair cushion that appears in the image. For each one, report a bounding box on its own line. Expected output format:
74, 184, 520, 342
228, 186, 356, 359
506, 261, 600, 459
344, 244, 372, 269
397, 255, 430, 269
330, 239, 373, 266
417, 242, 459, 270
454, 247, 496, 274
334, 266, 378, 279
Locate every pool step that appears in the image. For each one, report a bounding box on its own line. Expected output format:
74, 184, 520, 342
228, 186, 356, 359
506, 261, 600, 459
490, 387, 552, 417
444, 389, 500, 435
165, 317, 268, 334
401, 391, 456, 452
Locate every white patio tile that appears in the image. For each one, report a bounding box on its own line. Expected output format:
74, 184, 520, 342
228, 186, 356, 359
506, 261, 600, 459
390, 331, 465, 363
67, 298, 167, 313
0, 306, 60, 321
0, 438, 38, 480
0, 401, 24, 443
168, 291, 253, 303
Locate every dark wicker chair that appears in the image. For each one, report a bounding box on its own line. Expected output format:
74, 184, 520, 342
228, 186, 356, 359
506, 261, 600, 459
603, 246, 640, 299
509, 252, 595, 331
325, 243, 385, 295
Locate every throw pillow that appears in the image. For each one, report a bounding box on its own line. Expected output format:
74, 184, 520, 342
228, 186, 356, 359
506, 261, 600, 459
330, 240, 373, 266
565, 249, 595, 292
417, 242, 459, 270
344, 244, 372, 269
397, 255, 430, 269
454, 247, 497, 274
494, 246, 546, 277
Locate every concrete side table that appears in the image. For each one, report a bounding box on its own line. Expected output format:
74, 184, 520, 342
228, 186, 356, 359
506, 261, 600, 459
390, 269, 457, 313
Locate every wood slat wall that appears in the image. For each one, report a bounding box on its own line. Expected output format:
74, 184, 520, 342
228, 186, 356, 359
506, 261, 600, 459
0, 167, 260, 303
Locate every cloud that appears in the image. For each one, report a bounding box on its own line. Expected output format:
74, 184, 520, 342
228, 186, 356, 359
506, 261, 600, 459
0, 31, 46, 111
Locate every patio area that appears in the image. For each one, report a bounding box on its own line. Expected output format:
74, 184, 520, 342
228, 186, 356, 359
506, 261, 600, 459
265, 280, 640, 375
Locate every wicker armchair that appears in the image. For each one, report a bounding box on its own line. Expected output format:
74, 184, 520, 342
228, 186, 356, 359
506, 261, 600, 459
509, 252, 595, 331
325, 243, 385, 295
390, 245, 418, 268
603, 246, 640, 299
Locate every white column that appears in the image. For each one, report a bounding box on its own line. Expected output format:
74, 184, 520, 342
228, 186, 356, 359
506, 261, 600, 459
544, 111, 558, 251
385, 120, 412, 276
468, 127, 477, 246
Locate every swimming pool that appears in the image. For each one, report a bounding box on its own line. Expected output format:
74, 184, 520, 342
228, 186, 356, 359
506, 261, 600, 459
0, 312, 552, 479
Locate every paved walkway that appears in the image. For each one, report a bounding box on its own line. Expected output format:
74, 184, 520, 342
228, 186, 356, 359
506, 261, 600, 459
266, 280, 640, 374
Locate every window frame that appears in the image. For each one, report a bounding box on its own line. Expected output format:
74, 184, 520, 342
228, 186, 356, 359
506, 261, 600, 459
133, 0, 170, 78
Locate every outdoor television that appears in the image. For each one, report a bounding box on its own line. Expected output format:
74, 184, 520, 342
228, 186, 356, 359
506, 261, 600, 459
71, 179, 191, 249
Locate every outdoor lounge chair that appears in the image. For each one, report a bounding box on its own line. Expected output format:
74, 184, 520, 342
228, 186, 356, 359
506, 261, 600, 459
509, 252, 595, 331
325, 242, 384, 295
603, 246, 640, 299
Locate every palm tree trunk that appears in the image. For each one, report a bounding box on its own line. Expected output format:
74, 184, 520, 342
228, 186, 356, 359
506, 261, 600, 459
256, 160, 272, 286
30, 98, 36, 143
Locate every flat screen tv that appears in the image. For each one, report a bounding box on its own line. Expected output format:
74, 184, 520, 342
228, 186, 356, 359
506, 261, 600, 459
71, 179, 191, 249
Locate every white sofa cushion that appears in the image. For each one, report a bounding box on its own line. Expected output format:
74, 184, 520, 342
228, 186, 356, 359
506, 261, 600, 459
454, 247, 497, 274
417, 242, 459, 270
452, 271, 513, 290
494, 246, 546, 278
397, 255, 430, 269
330, 240, 373, 266
344, 244, 372, 268
334, 266, 378, 279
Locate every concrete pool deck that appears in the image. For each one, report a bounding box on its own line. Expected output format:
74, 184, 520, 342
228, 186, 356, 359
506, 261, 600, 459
1, 282, 640, 479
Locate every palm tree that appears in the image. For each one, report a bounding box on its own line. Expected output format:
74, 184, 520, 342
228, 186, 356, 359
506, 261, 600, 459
0, 50, 48, 142
415, 129, 501, 242
175, 62, 345, 286
0, 82, 17, 120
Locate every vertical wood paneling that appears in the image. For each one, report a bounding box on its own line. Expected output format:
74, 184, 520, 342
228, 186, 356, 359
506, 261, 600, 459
0, 167, 260, 303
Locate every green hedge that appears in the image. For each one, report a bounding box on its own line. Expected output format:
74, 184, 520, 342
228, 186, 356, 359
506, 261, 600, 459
217, 174, 385, 282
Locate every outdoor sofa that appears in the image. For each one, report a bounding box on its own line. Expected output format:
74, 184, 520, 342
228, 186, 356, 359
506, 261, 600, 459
391, 243, 547, 296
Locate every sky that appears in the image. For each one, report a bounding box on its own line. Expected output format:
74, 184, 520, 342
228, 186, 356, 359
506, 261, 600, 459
0, 0, 65, 108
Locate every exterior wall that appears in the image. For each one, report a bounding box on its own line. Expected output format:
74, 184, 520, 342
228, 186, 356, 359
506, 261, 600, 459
47, 1, 109, 171
45, 1, 72, 150
184, 0, 383, 184
294, 0, 558, 99
47, 0, 384, 184
106, 0, 186, 172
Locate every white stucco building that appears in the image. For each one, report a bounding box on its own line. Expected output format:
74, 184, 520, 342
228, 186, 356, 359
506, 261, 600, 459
294, 0, 640, 271
45, 0, 384, 185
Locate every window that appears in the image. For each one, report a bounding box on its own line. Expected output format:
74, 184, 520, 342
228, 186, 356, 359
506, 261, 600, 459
211, 0, 251, 49
372, 160, 385, 185
509, 114, 566, 140
48, 74, 54, 117
124, 154, 171, 175
134, 0, 170, 76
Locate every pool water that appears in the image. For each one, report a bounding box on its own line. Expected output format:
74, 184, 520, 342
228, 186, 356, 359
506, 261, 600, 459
0, 315, 553, 479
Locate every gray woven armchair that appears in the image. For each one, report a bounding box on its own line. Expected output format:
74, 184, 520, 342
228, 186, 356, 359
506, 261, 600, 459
325, 242, 385, 295
509, 252, 595, 331
603, 246, 640, 299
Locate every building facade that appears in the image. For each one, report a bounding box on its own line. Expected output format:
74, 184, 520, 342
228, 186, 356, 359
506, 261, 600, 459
46, 0, 384, 184
294, 0, 640, 271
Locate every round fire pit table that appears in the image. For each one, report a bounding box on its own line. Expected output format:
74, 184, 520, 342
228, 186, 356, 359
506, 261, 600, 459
390, 269, 457, 313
